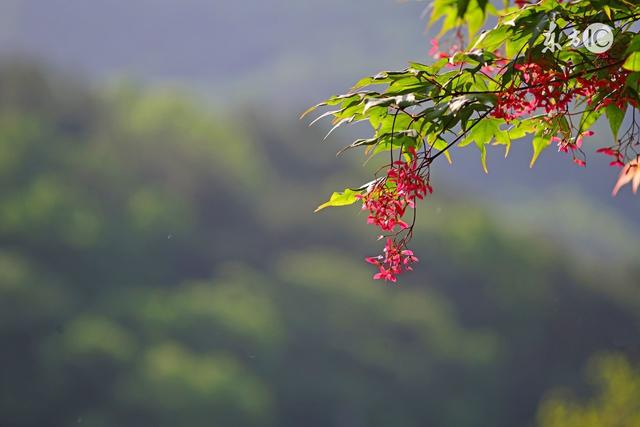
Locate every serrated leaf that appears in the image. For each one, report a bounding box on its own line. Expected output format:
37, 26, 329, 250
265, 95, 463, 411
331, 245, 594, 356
506, 36, 528, 57
300, 93, 366, 119
526, 13, 550, 48
458, 118, 500, 171
351, 74, 392, 91
457, 0, 471, 18
315, 189, 360, 212
324, 117, 355, 140
432, 136, 453, 164
477, 139, 488, 173
438, 8, 461, 36
579, 107, 605, 131
309, 109, 340, 127
530, 132, 550, 168
493, 126, 511, 158
471, 27, 510, 52
465, 0, 485, 36
363, 97, 395, 114
605, 104, 626, 141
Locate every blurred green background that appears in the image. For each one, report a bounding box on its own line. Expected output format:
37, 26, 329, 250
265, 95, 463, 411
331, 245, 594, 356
0, 1, 639, 427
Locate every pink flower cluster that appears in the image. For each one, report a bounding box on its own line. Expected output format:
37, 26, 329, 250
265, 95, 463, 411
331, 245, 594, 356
365, 238, 419, 283
553, 130, 594, 167
597, 147, 626, 168
388, 159, 433, 208
493, 61, 632, 122
429, 38, 460, 60
358, 159, 431, 232
359, 183, 408, 232
493, 63, 573, 121
576, 67, 632, 110
358, 157, 431, 282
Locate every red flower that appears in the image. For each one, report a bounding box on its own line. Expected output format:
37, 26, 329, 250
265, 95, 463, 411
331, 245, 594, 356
358, 154, 431, 281
554, 130, 593, 153
596, 146, 625, 168
357, 157, 431, 232
492, 63, 573, 121
428, 37, 460, 60
366, 239, 419, 283
429, 39, 451, 59
576, 67, 629, 109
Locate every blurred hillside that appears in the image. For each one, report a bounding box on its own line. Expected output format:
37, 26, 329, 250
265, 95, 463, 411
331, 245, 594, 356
0, 60, 639, 427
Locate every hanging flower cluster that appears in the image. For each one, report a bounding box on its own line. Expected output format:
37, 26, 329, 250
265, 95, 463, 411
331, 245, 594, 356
357, 152, 432, 282
597, 147, 626, 168
553, 130, 594, 167
358, 158, 431, 231
365, 238, 419, 283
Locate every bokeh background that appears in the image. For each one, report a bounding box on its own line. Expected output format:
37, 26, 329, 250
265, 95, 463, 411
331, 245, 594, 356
0, 1, 639, 426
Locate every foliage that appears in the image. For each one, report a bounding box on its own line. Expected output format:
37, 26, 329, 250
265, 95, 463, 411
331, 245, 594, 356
538, 353, 640, 427
306, 0, 640, 281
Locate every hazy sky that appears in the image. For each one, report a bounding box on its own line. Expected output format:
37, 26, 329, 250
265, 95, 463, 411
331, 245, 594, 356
0, 0, 431, 105
1, 0, 638, 254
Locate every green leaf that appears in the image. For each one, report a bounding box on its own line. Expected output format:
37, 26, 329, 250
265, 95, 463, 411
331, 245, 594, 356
315, 189, 361, 212
625, 34, 640, 55
477, 140, 488, 174
505, 36, 528, 58
457, 0, 471, 18
471, 27, 510, 52
465, 0, 486, 36
493, 126, 511, 158
429, 0, 460, 35
579, 107, 605, 131
458, 118, 500, 172
530, 131, 550, 168
460, 118, 500, 146
432, 136, 453, 164
605, 104, 626, 141
526, 13, 551, 48
476, 0, 489, 13
626, 72, 640, 90
623, 52, 640, 71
